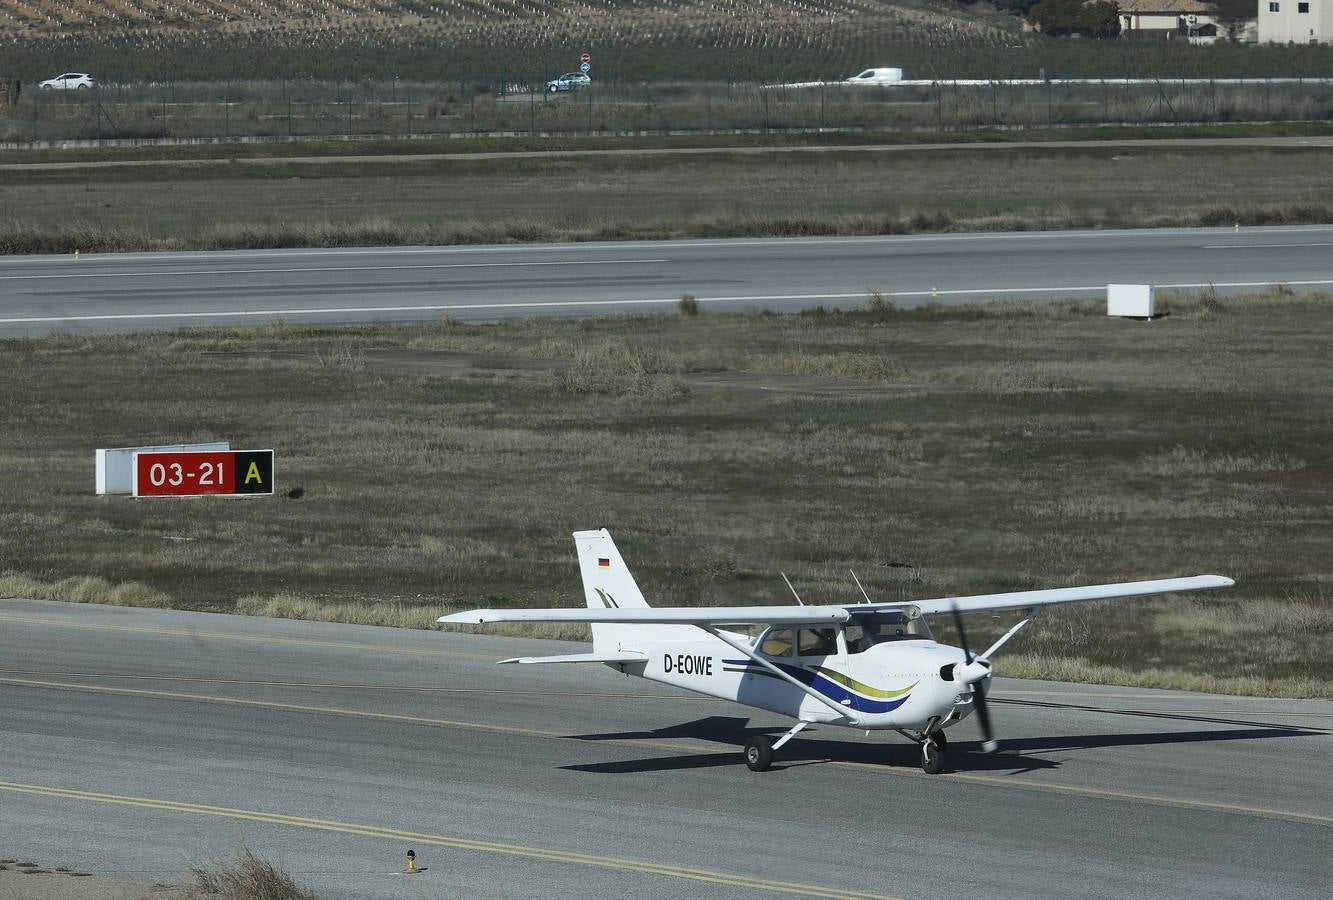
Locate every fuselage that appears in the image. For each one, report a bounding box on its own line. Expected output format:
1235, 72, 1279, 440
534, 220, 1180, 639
617, 633, 985, 731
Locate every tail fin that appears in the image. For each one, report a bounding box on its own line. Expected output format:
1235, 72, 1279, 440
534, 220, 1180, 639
574, 528, 659, 654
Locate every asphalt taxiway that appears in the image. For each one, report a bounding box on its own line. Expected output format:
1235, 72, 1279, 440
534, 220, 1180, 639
1, 598, 1328, 898
1, 226, 1331, 336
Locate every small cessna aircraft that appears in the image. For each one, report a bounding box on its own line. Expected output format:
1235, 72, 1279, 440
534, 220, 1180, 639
439, 530, 1233, 773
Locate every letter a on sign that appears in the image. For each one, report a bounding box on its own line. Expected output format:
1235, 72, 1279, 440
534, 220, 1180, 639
232, 450, 275, 495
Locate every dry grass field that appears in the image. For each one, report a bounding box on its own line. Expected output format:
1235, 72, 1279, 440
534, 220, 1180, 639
1, 290, 1330, 697
1, 144, 1329, 253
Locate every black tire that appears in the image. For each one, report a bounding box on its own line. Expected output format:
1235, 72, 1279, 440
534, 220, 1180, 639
77, 83, 90, 90
548, 84, 559, 93
921, 737, 947, 775
744, 736, 773, 772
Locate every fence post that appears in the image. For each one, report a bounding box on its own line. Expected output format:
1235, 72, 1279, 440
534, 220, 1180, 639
224, 80, 230, 138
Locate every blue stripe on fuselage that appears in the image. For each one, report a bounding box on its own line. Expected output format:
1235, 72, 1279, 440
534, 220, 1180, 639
721, 659, 911, 714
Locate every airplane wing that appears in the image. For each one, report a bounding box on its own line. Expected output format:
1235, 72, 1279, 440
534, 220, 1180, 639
899, 575, 1234, 616
438, 606, 852, 626
438, 575, 1233, 627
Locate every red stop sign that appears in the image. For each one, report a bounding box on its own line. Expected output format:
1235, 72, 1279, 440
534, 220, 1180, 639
580, 54, 591, 64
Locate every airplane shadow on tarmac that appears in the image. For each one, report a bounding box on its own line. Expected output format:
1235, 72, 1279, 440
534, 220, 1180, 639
562, 714, 1319, 776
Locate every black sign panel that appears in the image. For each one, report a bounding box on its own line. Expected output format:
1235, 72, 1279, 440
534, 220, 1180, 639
232, 450, 275, 495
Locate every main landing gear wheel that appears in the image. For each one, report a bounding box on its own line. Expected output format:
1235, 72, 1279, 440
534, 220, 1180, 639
744, 735, 774, 772
921, 733, 948, 775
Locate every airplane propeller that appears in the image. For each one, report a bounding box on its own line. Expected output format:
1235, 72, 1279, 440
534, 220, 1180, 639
951, 605, 999, 754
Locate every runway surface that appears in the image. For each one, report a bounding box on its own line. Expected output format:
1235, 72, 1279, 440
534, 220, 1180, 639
0, 598, 1329, 899
2, 226, 1332, 337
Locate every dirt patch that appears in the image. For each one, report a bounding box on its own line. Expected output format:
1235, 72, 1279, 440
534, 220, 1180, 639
0, 859, 187, 899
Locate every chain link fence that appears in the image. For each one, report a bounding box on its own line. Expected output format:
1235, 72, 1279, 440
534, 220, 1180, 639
2, 76, 1330, 144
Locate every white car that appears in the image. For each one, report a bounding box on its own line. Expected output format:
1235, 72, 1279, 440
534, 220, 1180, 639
39, 73, 97, 91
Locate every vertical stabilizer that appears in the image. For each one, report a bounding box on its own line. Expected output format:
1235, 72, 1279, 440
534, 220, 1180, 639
575, 528, 650, 610
573, 529, 662, 653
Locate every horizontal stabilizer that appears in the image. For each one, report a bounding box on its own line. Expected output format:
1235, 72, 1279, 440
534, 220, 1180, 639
439, 606, 850, 626
498, 651, 650, 665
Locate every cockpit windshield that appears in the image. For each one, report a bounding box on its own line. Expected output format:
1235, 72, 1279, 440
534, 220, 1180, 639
845, 610, 932, 653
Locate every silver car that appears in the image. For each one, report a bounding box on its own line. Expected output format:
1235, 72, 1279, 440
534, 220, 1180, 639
545, 72, 591, 93
39, 73, 97, 91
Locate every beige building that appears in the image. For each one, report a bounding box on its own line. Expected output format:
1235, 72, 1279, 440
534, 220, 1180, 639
1259, 0, 1332, 42
1118, 0, 1224, 38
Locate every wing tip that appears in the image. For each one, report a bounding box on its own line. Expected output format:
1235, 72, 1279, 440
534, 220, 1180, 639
437, 611, 490, 624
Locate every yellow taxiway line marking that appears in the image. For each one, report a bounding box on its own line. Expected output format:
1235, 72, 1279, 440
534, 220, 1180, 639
6, 675, 1330, 827
0, 780, 895, 900
997, 689, 1333, 707
0, 669, 710, 701
0, 613, 498, 661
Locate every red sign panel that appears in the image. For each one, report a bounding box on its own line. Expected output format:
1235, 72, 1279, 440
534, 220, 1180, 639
132, 450, 274, 497
580, 53, 591, 63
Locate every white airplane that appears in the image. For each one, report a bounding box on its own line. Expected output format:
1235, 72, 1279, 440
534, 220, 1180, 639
439, 529, 1234, 773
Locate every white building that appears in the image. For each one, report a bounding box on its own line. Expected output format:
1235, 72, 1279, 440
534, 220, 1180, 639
1259, 0, 1332, 42
1118, 0, 1225, 38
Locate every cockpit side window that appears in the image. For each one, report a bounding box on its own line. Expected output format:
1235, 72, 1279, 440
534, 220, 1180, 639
846, 611, 931, 653
760, 627, 795, 658
797, 628, 837, 658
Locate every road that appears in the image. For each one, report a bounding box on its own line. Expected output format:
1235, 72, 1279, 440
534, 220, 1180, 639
0, 598, 1328, 899
1, 226, 1331, 337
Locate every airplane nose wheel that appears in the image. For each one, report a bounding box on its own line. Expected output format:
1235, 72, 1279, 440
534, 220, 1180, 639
744, 736, 774, 772
921, 731, 948, 775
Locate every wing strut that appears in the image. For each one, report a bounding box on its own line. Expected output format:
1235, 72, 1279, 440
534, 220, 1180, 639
702, 626, 861, 726
981, 607, 1040, 659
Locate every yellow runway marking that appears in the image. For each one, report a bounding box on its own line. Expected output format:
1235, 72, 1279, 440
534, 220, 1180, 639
0, 669, 710, 701
998, 689, 1333, 707
0, 613, 497, 660
5, 675, 1330, 827
0, 780, 895, 900
832, 759, 1333, 825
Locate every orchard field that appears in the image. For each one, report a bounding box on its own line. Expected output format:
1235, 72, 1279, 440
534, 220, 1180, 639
2, 0, 1332, 81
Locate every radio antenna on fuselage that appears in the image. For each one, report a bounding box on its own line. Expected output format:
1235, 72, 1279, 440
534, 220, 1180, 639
780, 572, 805, 606
850, 569, 873, 604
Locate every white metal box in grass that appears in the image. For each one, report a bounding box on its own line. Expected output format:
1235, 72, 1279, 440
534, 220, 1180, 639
1107, 284, 1155, 318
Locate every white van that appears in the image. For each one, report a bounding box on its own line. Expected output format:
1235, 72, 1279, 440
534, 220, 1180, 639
846, 68, 905, 85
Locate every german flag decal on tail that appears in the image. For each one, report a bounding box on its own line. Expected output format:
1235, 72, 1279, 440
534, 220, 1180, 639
597, 558, 611, 568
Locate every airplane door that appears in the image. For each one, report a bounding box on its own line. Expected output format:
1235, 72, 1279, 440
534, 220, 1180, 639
793, 627, 851, 719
